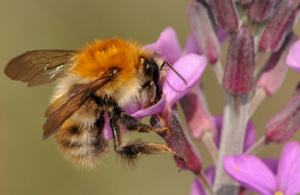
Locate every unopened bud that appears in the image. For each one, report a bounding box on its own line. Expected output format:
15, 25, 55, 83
187, 1, 222, 64
180, 84, 216, 140
150, 107, 202, 173
266, 82, 300, 143
210, 0, 239, 31
248, 0, 277, 21
256, 34, 297, 96
223, 27, 255, 94
259, 0, 299, 52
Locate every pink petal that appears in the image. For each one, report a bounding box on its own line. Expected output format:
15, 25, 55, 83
277, 141, 300, 194
103, 113, 113, 140
213, 116, 256, 152
204, 166, 215, 185
190, 179, 207, 195
130, 95, 166, 120
123, 103, 139, 115
145, 27, 182, 65
261, 158, 279, 175
190, 167, 215, 195
256, 34, 297, 96
223, 155, 277, 195
216, 26, 228, 43
163, 54, 207, 107
243, 120, 256, 152
180, 85, 216, 140
184, 32, 201, 55
286, 39, 300, 73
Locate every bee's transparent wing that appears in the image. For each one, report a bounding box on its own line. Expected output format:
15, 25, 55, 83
42, 68, 120, 140
5, 50, 77, 87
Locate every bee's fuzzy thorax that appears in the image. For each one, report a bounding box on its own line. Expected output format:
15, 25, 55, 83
71, 38, 150, 80
65, 39, 153, 107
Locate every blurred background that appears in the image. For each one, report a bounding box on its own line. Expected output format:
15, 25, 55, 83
0, 1, 300, 194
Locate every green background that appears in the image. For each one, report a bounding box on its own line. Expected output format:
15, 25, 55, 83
1, 1, 300, 194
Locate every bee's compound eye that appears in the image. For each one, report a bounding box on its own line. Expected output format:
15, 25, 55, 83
144, 60, 160, 84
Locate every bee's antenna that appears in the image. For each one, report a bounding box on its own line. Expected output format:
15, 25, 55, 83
161, 61, 187, 85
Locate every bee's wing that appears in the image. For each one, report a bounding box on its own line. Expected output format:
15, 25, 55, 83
42, 68, 119, 140
5, 50, 77, 87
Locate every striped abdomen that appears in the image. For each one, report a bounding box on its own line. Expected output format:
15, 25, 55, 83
53, 97, 109, 168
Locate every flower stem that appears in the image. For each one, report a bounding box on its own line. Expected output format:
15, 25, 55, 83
202, 131, 218, 165
245, 136, 268, 155
254, 51, 268, 69
213, 60, 224, 85
196, 171, 214, 195
248, 87, 267, 119
213, 93, 250, 195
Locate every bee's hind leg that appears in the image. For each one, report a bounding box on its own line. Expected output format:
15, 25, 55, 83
116, 139, 184, 163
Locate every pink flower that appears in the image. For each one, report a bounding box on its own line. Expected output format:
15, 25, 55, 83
223, 142, 300, 195
131, 27, 207, 120
190, 116, 257, 194
190, 158, 278, 195
144, 27, 207, 172
286, 39, 300, 73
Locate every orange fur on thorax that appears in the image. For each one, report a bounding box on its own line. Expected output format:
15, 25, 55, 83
71, 39, 150, 81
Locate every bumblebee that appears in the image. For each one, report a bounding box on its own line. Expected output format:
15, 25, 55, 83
5, 39, 183, 167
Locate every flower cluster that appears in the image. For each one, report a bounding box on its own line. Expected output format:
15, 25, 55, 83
104, 1, 300, 194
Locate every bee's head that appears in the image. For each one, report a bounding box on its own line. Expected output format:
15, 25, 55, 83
143, 58, 160, 85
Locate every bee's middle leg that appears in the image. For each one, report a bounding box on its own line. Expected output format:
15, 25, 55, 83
122, 113, 167, 133
108, 107, 182, 162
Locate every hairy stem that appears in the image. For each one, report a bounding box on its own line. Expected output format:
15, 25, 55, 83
248, 88, 267, 119
245, 136, 268, 155
202, 131, 219, 165
213, 60, 224, 85
213, 93, 250, 195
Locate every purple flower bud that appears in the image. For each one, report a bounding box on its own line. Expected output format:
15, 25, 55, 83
223, 27, 255, 94
266, 82, 300, 143
259, 0, 299, 52
150, 107, 202, 173
180, 84, 216, 140
256, 34, 297, 96
187, 1, 222, 64
210, 0, 239, 31
248, 0, 277, 21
